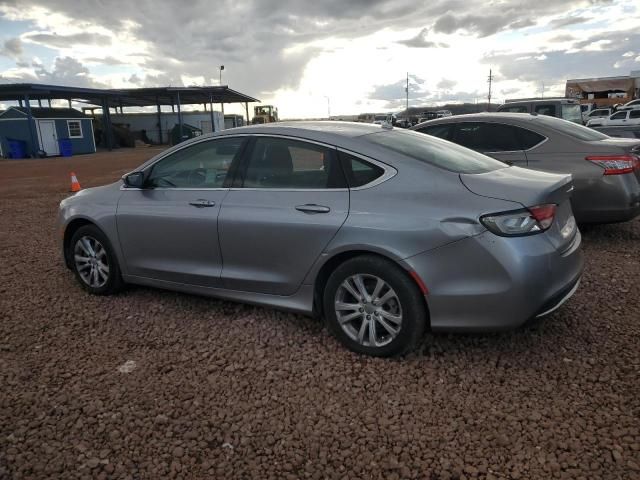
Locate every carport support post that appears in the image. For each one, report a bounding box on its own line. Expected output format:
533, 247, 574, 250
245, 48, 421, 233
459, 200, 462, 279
47, 99, 52, 108
156, 99, 163, 144
209, 93, 215, 132
245, 102, 249, 125
68, 99, 72, 108
37, 99, 42, 108
176, 92, 183, 142
102, 99, 114, 151
23, 95, 39, 157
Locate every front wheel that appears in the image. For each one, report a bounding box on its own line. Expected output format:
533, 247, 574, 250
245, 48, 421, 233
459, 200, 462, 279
69, 225, 123, 295
323, 255, 427, 357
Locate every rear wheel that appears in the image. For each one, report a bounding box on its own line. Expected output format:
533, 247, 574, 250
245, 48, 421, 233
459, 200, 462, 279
323, 255, 427, 357
69, 225, 123, 295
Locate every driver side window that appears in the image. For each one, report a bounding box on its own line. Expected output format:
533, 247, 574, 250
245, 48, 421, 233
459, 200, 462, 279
147, 137, 244, 188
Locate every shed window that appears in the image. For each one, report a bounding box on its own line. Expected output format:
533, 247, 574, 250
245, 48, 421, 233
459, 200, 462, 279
67, 120, 83, 138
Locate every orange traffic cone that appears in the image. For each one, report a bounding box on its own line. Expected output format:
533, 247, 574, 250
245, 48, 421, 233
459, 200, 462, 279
70, 172, 81, 192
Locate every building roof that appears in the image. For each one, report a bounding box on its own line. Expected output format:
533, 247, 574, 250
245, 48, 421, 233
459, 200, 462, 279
1, 107, 91, 119
0, 83, 259, 108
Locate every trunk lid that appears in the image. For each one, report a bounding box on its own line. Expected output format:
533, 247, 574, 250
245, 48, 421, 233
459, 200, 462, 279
459, 166, 573, 206
460, 166, 577, 251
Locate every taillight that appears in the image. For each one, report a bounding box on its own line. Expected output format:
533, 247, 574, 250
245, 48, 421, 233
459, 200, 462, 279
480, 204, 557, 237
586, 155, 640, 175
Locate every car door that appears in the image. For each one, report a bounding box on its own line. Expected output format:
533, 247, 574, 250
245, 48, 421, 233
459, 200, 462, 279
451, 122, 528, 166
116, 136, 247, 287
607, 111, 629, 125
218, 135, 349, 295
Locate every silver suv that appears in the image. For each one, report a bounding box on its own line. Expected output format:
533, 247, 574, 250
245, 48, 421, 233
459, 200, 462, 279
498, 98, 583, 124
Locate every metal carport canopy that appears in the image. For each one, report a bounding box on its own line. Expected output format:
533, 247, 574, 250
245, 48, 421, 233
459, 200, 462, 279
0, 83, 260, 152
0, 83, 259, 107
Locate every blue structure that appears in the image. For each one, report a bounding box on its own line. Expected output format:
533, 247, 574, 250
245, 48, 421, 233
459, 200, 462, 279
0, 107, 96, 158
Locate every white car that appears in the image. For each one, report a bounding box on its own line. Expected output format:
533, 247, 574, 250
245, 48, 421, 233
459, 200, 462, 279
372, 114, 395, 126
621, 99, 640, 109
584, 108, 612, 123
435, 110, 452, 118
587, 108, 640, 127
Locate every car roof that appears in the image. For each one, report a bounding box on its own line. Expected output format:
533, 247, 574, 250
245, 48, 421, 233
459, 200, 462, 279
214, 121, 384, 139
411, 112, 540, 129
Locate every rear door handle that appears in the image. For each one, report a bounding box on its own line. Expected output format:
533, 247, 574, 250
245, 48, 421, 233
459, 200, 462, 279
295, 204, 331, 214
189, 199, 216, 208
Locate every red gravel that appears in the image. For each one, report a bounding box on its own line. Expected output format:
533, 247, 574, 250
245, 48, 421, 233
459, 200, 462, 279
1, 149, 639, 479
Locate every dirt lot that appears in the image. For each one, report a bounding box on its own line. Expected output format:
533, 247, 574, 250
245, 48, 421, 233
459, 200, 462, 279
1, 148, 639, 480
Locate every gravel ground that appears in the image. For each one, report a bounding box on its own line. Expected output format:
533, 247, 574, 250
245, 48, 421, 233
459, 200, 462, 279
1, 149, 639, 480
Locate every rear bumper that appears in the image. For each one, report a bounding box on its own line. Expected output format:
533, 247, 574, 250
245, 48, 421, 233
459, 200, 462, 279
402, 229, 584, 332
573, 174, 640, 224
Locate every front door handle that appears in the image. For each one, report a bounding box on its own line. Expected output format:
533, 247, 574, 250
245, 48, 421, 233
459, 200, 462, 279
189, 199, 216, 208
295, 204, 331, 214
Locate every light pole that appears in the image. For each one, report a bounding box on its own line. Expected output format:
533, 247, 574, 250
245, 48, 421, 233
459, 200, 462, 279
219, 65, 225, 85
325, 96, 330, 119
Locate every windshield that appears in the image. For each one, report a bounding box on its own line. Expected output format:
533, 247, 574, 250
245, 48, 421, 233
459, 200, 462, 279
535, 114, 610, 141
561, 104, 583, 124
374, 115, 388, 121
365, 129, 507, 174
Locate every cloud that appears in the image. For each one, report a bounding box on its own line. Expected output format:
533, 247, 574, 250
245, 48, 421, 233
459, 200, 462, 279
0, 37, 23, 59
436, 78, 457, 90
398, 28, 449, 48
549, 16, 590, 28
483, 28, 640, 86
23, 32, 112, 48
0, 56, 109, 88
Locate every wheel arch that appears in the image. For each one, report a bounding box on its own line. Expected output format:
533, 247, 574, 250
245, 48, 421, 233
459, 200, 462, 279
312, 249, 430, 323
62, 217, 98, 268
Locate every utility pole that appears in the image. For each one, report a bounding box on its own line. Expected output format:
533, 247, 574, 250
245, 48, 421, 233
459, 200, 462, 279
487, 69, 493, 111
325, 96, 330, 119
541, 81, 545, 99
405, 72, 409, 117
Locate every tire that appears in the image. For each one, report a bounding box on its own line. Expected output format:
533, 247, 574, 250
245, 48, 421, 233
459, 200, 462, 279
69, 224, 124, 295
323, 255, 427, 357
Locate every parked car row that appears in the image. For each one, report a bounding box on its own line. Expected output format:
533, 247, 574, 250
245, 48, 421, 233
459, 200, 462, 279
586, 106, 640, 127
58, 116, 639, 357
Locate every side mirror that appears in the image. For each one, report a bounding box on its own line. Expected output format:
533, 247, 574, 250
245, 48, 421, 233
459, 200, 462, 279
123, 171, 145, 188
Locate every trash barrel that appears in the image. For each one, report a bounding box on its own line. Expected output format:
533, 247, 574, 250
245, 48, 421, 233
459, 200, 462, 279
58, 138, 73, 157
7, 139, 27, 159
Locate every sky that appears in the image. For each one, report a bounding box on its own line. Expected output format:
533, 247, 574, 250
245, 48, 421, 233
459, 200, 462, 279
0, 0, 639, 119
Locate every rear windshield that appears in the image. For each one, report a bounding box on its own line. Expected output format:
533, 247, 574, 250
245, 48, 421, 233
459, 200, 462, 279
561, 104, 583, 124
534, 115, 610, 141
365, 129, 507, 174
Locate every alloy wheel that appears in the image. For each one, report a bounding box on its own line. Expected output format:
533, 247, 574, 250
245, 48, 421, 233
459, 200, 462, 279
334, 274, 403, 347
74, 235, 110, 288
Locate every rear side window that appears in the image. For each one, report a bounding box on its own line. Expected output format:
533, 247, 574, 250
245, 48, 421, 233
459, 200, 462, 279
339, 152, 385, 187
535, 104, 556, 116
453, 123, 520, 152
365, 129, 507, 174
515, 127, 546, 149
242, 137, 346, 189
629, 110, 640, 119
416, 124, 453, 140
611, 111, 628, 120
499, 105, 528, 113
534, 115, 609, 141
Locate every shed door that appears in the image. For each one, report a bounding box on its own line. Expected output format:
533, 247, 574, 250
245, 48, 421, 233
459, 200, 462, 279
38, 120, 59, 156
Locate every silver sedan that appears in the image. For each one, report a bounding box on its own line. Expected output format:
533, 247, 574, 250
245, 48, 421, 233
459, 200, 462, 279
59, 122, 583, 356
